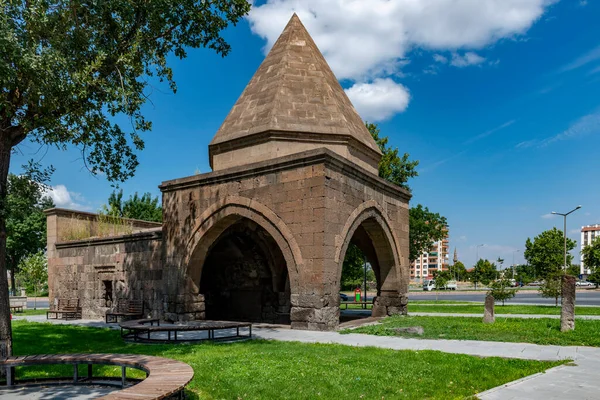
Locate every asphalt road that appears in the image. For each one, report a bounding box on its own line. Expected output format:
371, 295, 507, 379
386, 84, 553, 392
27, 298, 49, 309
408, 289, 600, 306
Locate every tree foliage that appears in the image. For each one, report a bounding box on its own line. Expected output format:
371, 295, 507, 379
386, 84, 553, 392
433, 270, 451, 290
524, 228, 576, 279
102, 189, 162, 222
367, 123, 419, 191
409, 205, 447, 262
0, 0, 250, 356
448, 261, 467, 281
6, 173, 54, 292
470, 259, 497, 286
539, 273, 562, 307
341, 244, 375, 291
1, 0, 250, 182
365, 123, 447, 267
487, 277, 518, 306
583, 237, 600, 274
15, 251, 47, 308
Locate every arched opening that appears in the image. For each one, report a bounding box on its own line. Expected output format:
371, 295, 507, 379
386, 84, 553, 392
198, 218, 291, 324
338, 212, 400, 322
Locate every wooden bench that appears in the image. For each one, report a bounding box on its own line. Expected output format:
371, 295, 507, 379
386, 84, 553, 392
119, 319, 252, 343
9, 306, 23, 313
0, 353, 194, 399
106, 299, 144, 323
340, 301, 372, 310
46, 298, 81, 320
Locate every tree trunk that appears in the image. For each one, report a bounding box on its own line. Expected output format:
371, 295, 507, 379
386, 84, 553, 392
0, 133, 13, 358
9, 260, 15, 296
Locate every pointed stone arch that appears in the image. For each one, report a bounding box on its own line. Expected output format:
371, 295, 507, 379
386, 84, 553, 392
183, 196, 303, 295
336, 200, 406, 316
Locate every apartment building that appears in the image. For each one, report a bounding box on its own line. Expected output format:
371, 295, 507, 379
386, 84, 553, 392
581, 224, 600, 275
410, 233, 449, 280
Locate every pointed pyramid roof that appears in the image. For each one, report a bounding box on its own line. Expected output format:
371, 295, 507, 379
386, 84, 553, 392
209, 14, 382, 172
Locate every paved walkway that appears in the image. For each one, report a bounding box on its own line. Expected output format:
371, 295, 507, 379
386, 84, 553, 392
12, 315, 600, 399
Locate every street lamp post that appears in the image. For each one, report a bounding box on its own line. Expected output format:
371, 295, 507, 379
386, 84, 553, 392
475, 244, 484, 290
512, 250, 520, 280
552, 205, 582, 274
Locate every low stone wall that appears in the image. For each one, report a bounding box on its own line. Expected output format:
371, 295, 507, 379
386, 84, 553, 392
48, 230, 164, 320
9, 296, 27, 310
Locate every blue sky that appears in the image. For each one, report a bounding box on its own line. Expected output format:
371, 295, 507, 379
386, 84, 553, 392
10, 0, 600, 268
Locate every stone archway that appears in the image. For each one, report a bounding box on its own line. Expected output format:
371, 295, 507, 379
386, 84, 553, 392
336, 201, 405, 317
199, 218, 291, 323
183, 196, 301, 324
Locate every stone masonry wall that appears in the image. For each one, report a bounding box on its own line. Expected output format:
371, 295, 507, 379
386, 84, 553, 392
161, 148, 410, 330
46, 209, 164, 319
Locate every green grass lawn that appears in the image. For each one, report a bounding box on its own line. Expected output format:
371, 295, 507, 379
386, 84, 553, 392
11, 309, 47, 316
5, 321, 564, 399
408, 304, 600, 315
345, 315, 600, 347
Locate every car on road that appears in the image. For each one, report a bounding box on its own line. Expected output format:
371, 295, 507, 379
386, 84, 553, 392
576, 281, 594, 287
340, 293, 349, 301
528, 281, 542, 286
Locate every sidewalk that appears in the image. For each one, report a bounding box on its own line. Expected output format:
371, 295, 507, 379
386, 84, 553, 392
13, 315, 600, 399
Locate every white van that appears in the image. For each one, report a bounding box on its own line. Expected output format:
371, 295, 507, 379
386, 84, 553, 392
423, 280, 457, 291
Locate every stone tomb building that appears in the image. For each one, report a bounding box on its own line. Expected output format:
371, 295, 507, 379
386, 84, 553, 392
46, 15, 411, 331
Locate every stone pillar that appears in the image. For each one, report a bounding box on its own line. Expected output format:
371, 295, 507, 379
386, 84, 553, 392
483, 294, 495, 324
372, 291, 406, 317
561, 274, 576, 332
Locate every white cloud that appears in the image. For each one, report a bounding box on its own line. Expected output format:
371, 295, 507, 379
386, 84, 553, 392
450, 52, 486, 67
541, 213, 556, 219
517, 110, 600, 149
464, 120, 516, 145
44, 185, 90, 211
248, 0, 555, 119
557, 45, 600, 73
433, 54, 448, 64
540, 111, 600, 147
588, 65, 600, 76
345, 79, 410, 121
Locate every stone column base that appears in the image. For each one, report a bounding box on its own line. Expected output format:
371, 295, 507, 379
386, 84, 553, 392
163, 293, 206, 322
372, 294, 407, 317
290, 306, 340, 331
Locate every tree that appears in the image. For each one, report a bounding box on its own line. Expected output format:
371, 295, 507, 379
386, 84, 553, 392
524, 228, 576, 279
102, 190, 162, 222
409, 205, 447, 262
582, 237, 600, 274
433, 270, 451, 290
567, 264, 581, 278
433, 270, 451, 302
0, 1, 250, 356
6, 174, 54, 294
539, 273, 562, 307
513, 264, 536, 285
448, 261, 467, 281
15, 251, 47, 310
487, 277, 518, 306
366, 123, 447, 267
366, 123, 419, 191
471, 259, 497, 287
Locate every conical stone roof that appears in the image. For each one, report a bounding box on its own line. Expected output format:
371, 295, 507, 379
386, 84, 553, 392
209, 14, 382, 173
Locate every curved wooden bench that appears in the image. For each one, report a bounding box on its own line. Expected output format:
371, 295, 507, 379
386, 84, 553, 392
119, 319, 252, 343
0, 353, 194, 399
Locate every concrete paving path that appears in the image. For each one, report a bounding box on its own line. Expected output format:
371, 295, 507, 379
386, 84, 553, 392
12, 315, 600, 399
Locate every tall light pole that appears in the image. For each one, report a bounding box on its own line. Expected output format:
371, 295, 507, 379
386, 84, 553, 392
512, 250, 520, 280
552, 205, 582, 273
475, 244, 484, 290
